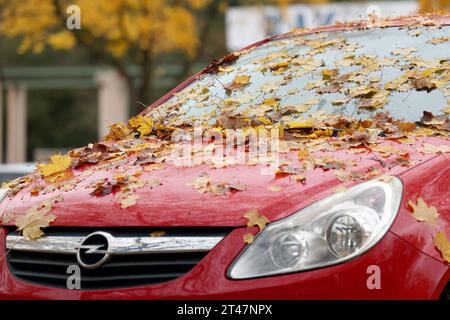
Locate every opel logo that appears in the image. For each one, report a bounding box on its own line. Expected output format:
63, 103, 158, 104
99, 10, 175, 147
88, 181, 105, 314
76, 231, 113, 269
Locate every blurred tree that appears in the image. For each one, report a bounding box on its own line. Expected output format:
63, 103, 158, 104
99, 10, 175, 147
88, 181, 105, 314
0, 0, 208, 105
419, 0, 450, 12
0, 0, 327, 106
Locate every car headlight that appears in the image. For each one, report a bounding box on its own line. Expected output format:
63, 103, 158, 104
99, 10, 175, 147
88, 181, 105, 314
228, 177, 403, 279
0, 188, 8, 203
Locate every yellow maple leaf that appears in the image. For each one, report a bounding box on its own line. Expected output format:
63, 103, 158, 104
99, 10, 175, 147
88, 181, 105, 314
243, 209, 270, 231
434, 232, 450, 263
105, 122, 131, 141
322, 69, 338, 80
234, 75, 251, 85
37, 154, 72, 177
287, 120, 314, 129
15, 199, 58, 240
128, 115, 154, 137
408, 197, 439, 226
263, 98, 279, 108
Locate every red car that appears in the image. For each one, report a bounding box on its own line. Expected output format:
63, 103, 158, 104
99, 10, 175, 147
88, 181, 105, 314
0, 14, 449, 300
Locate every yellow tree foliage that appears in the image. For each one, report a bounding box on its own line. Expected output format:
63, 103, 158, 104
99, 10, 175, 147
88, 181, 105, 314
419, 0, 450, 12
0, 0, 204, 56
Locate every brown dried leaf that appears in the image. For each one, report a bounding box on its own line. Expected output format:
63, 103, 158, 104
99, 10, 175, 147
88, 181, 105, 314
434, 231, 450, 263
243, 209, 270, 232
15, 198, 60, 240
243, 232, 255, 244
408, 197, 439, 226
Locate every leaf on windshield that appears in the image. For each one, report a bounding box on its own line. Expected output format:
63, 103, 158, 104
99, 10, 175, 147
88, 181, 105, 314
105, 122, 131, 141
267, 185, 282, 192
128, 115, 154, 137
408, 197, 439, 226
392, 47, 418, 56
225, 74, 251, 91
187, 172, 247, 196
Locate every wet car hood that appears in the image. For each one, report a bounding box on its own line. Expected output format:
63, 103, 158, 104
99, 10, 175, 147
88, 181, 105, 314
0, 137, 444, 228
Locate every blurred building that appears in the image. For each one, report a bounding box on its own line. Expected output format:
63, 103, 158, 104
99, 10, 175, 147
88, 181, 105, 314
0, 68, 129, 163
226, 0, 419, 51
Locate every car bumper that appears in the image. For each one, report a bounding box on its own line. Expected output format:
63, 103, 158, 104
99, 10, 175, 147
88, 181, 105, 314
0, 228, 447, 300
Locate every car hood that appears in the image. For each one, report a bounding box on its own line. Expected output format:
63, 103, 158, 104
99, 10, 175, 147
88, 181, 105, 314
0, 137, 444, 228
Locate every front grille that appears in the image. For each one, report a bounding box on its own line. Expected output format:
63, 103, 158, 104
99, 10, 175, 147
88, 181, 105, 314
5, 227, 228, 290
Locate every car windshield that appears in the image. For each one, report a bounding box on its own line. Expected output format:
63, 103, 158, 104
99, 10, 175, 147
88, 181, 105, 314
145, 25, 449, 128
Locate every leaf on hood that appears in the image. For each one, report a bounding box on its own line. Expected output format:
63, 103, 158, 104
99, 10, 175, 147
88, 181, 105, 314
70, 143, 119, 168
428, 36, 450, 45
187, 172, 247, 196
398, 122, 416, 132
15, 197, 61, 240
243, 232, 255, 244
371, 144, 405, 158
407, 197, 439, 226
322, 69, 338, 80
37, 154, 72, 178
243, 209, 270, 232
332, 98, 350, 106
419, 143, 450, 154
116, 191, 139, 209
90, 177, 127, 197
267, 185, 282, 192
434, 231, 450, 263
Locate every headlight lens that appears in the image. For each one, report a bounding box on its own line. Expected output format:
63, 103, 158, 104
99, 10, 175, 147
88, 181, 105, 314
0, 188, 9, 203
228, 177, 403, 279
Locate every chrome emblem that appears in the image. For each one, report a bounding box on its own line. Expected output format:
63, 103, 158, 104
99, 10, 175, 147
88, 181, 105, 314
76, 231, 112, 269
